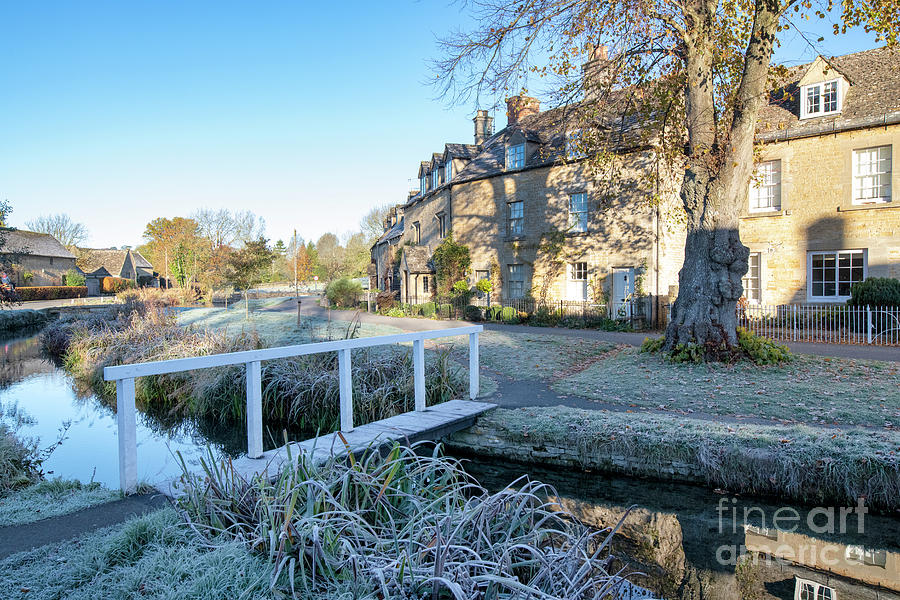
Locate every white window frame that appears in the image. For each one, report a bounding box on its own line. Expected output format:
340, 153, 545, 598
432, 168, 441, 189
807, 249, 866, 303
436, 212, 447, 238
749, 160, 782, 212
800, 79, 842, 119
567, 262, 588, 301
507, 201, 524, 237
794, 578, 835, 600
420, 176, 427, 195
852, 145, 892, 204
507, 264, 524, 299
413, 221, 421, 244
568, 193, 589, 232
444, 160, 452, 182
506, 143, 525, 170
742, 252, 762, 304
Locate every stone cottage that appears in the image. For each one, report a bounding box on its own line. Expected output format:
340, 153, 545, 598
0, 228, 77, 286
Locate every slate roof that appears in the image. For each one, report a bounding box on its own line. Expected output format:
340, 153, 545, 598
76, 249, 129, 276
757, 46, 900, 140
444, 143, 481, 159
375, 220, 404, 246
131, 250, 154, 269
401, 246, 433, 273
0, 229, 76, 259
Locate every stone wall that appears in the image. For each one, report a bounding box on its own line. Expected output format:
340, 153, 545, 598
446, 419, 707, 483
741, 123, 900, 305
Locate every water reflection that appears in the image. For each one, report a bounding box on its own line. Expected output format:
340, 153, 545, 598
461, 457, 900, 600
0, 331, 286, 488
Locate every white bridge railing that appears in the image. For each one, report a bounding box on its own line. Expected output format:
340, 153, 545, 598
104, 325, 483, 493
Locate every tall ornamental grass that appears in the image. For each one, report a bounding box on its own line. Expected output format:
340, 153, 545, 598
43, 309, 467, 435
176, 442, 628, 599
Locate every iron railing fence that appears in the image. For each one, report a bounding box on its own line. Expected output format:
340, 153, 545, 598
665, 303, 900, 346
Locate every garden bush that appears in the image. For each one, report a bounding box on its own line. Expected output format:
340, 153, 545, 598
385, 307, 406, 318
64, 269, 85, 287
737, 327, 792, 365
421, 301, 436, 317
486, 305, 503, 321
530, 305, 561, 327
101, 277, 135, 294
463, 305, 482, 321
439, 303, 453, 318
847, 277, 900, 307
325, 278, 362, 308
375, 290, 396, 311
16, 286, 88, 301
500, 306, 519, 323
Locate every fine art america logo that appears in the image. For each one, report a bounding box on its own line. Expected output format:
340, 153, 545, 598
714, 496, 870, 567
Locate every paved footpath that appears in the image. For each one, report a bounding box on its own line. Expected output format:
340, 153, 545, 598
281, 296, 900, 362
0, 493, 168, 560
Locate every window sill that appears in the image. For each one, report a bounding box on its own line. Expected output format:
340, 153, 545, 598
504, 235, 526, 242
806, 297, 852, 304
741, 210, 786, 219
839, 201, 896, 212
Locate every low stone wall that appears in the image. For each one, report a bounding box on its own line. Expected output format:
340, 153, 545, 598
446, 420, 707, 483
443, 407, 900, 512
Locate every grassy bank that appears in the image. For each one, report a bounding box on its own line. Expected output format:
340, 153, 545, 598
45, 308, 469, 436
0, 310, 48, 333
2, 445, 624, 599
448, 407, 900, 512
0, 479, 118, 526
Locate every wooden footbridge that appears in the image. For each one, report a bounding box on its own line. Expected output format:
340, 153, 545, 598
103, 326, 494, 494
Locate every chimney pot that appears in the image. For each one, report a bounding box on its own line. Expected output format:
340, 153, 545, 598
505, 95, 541, 127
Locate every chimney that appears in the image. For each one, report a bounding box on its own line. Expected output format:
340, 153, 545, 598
473, 109, 494, 145
506, 95, 540, 127
583, 44, 614, 100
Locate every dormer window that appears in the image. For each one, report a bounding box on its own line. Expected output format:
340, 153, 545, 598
432, 168, 441, 189
506, 143, 525, 169
444, 160, 452, 182
420, 176, 427, 195
801, 79, 841, 119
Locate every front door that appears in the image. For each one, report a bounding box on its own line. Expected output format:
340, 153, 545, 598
611, 267, 635, 318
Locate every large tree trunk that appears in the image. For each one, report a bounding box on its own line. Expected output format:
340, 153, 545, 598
664, 171, 749, 349
663, 0, 779, 351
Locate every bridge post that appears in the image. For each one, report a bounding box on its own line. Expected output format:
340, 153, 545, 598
468, 332, 479, 399
338, 348, 354, 431
116, 377, 137, 494
246, 360, 263, 458
413, 338, 425, 411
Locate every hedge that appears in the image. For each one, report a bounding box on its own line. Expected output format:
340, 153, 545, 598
16, 286, 88, 301
101, 277, 135, 294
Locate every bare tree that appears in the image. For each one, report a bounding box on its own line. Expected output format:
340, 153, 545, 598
435, 0, 896, 353
360, 204, 392, 244
192, 208, 266, 248
25, 213, 88, 248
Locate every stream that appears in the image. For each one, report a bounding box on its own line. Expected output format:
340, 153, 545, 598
2, 329, 898, 599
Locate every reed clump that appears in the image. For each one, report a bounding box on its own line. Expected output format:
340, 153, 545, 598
176, 442, 627, 599
42, 308, 467, 435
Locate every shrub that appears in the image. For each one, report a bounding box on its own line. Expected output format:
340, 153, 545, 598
640, 336, 664, 353
385, 307, 405, 318
500, 306, 519, 323
486, 304, 503, 321
463, 305, 482, 321
667, 343, 705, 364
439, 303, 453, 318
421, 301, 437, 317
847, 277, 900, 307
737, 327, 792, 365
325, 278, 362, 308
475, 278, 492, 295
101, 277, 135, 294
64, 269, 85, 287
531, 305, 561, 327
16, 286, 88, 301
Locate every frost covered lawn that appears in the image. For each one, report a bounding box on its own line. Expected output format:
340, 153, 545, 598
446, 331, 619, 381
551, 348, 899, 427
177, 306, 403, 345
0, 480, 119, 527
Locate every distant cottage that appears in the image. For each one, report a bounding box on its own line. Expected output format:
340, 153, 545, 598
76, 248, 159, 295
0, 228, 77, 286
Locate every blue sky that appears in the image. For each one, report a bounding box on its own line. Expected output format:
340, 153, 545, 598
0, 1, 884, 249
